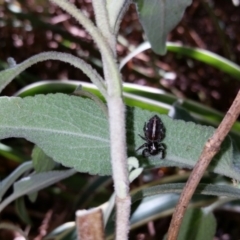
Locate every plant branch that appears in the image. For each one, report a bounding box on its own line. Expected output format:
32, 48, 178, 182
167, 90, 240, 240
92, 0, 118, 97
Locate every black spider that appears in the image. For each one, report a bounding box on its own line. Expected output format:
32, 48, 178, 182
136, 115, 166, 158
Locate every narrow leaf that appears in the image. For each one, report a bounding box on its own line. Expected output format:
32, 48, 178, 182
0, 161, 33, 201
0, 169, 76, 212
15, 197, 32, 224
132, 183, 240, 204
178, 208, 216, 240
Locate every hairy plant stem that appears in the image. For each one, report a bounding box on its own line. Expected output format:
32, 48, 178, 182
92, 0, 115, 53
49, 0, 121, 95
50, 1, 131, 238
107, 97, 130, 240
92, 1, 131, 238
106, 0, 130, 34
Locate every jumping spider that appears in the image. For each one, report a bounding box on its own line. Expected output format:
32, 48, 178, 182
136, 115, 166, 158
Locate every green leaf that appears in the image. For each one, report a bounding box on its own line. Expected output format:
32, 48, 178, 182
16, 80, 228, 130
167, 42, 240, 81
169, 101, 197, 123
134, 0, 192, 55
178, 208, 216, 240
0, 94, 110, 175
28, 192, 38, 203
120, 41, 240, 81
15, 197, 32, 225
0, 161, 33, 201
0, 143, 26, 163
133, 109, 239, 181
0, 169, 76, 212
132, 183, 240, 203
107, 190, 216, 238
32, 146, 56, 173
0, 94, 239, 180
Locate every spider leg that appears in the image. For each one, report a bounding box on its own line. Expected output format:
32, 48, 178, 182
136, 142, 148, 152
138, 134, 146, 141
158, 143, 166, 159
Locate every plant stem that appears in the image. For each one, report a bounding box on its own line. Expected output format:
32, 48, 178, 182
107, 96, 130, 239
49, 0, 121, 94
92, 1, 132, 237
167, 90, 240, 240
106, 0, 130, 34
92, 0, 115, 53
49, 1, 131, 238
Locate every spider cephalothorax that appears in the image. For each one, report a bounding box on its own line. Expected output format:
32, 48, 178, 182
136, 115, 166, 158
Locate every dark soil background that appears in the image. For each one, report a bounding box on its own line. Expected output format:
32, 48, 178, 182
0, 0, 240, 239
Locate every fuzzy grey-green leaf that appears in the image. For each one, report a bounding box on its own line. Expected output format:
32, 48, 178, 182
134, 0, 192, 55
0, 93, 239, 179
133, 109, 239, 181
0, 94, 110, 175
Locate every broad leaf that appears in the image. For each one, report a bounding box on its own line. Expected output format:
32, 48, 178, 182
134, 0, 192, 55
0, 94, 239, 180
133, 109, 240, 181
0, 94, 110, 175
